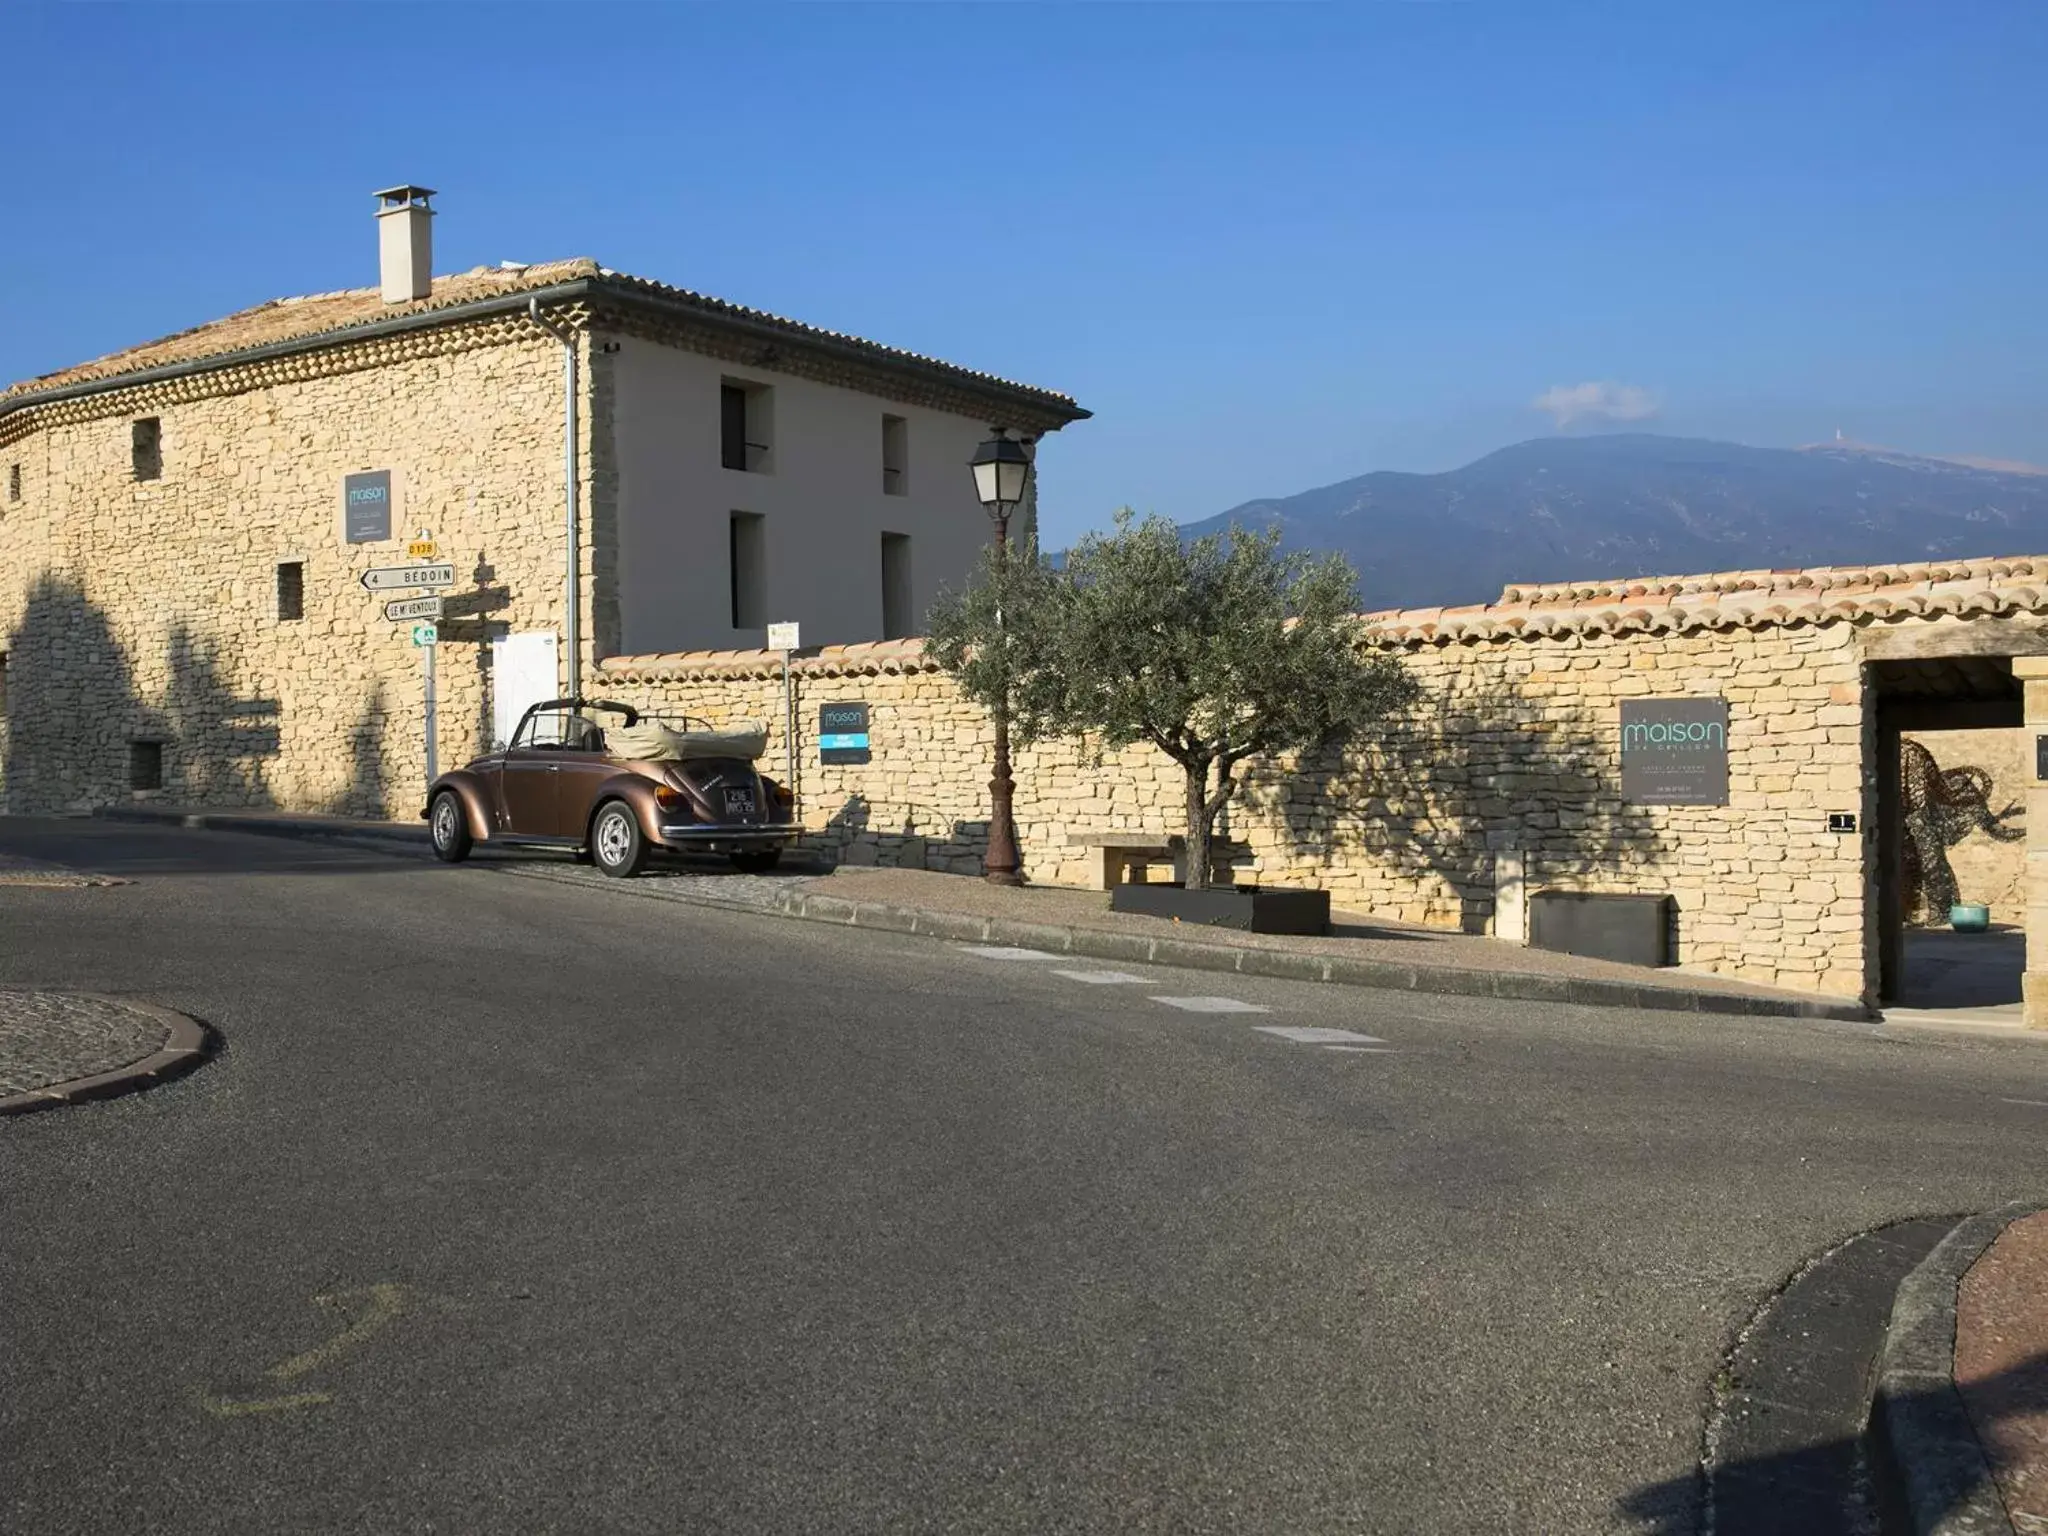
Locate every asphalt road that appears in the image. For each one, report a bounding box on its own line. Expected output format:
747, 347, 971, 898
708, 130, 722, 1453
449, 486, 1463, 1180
5, 816, 2048, 1535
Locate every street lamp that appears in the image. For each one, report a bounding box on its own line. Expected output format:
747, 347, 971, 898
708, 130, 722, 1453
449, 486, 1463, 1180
970, 430, 1031, 886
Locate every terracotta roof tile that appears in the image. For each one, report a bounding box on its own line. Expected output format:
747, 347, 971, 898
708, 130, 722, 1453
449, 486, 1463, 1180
3, 258, 1083, 414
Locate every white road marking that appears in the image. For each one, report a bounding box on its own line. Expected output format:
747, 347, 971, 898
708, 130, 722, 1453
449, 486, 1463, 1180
1150, 996, 1272, 1014
1255, 1026, 1387, 1045
958, 946, 1064, 960
1051, 970, 1146, 985
2001, 1098, 2048, 1108
1324, 1045, 1396, 1054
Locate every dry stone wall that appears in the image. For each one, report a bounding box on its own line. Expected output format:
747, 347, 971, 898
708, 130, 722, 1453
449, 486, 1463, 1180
0, 328, 581, 817
601, 616, 1876, 1001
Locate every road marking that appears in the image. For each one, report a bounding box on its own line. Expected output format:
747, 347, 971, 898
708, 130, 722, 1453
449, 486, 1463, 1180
1324, 1045, 1396, 1053
1051, 969, 1145, 984
196, 1283, 411, 1419
2001, 1098, 2048, 1108
958, 945, 1063, 960
1151, 996, 1272, 1014
1255, 1026, 1387, 1045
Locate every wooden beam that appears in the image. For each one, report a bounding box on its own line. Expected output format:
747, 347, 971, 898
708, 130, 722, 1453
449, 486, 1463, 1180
1857, 616, 2048, 661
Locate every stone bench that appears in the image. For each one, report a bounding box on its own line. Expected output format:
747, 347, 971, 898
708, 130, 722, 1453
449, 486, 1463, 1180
1066, 831, 1256, 892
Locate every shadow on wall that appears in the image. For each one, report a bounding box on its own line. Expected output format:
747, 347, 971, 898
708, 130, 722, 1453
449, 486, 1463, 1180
1, 574, 382, 817
816, 793, 989, 875
1239, 674, 1669, 935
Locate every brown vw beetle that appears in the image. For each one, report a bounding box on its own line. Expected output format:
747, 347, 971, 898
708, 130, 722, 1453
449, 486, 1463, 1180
422, 698, 799, 877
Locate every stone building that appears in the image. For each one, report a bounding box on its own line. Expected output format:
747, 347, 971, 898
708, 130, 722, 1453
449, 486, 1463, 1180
0, 187, 1086, 815
592, 558, 2048, 1016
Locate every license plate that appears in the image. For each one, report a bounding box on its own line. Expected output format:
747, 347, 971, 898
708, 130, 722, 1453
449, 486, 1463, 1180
722, 786, 756, 818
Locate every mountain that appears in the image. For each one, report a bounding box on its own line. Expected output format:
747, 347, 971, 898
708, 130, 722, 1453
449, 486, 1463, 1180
1178, 433, 2048, 613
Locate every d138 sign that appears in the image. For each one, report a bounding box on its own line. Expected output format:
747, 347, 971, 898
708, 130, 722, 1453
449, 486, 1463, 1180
1619, 698, 1729, 806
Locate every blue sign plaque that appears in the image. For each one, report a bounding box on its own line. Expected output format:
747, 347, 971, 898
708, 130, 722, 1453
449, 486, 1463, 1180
819, 702, 871, 765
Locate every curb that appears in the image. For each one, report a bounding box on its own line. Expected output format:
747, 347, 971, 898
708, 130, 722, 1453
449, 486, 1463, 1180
92, 803, 1870, 1021
0, 993, 214, 1118
1874, 1200, 2047, 1536
767, 890, 1874, 1021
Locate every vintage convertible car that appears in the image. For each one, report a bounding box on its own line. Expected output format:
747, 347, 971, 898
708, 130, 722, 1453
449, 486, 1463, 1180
422, 698, 798, 877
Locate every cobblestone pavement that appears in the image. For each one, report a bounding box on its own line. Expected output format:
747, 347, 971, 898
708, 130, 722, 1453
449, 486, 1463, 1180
0, 853, 127, 888
0, 991, 173, 1097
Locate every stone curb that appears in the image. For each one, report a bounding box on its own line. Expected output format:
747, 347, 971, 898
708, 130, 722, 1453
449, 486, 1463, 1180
768, 891, 1874, 1021
91, 803, 1869, 1021
0, 993, 213, 1118
1873, 1200, 2048, 1536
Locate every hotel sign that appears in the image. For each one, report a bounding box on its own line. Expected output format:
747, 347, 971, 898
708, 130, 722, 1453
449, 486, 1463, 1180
343, 470, 394, 544
819, 702, 871, 765
1620, 698, 1729, 805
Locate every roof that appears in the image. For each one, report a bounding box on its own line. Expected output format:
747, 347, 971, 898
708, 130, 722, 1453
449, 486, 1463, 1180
1, 258, 1086, 421
1357, 556, 2048, 645
594, 555, 2048, 677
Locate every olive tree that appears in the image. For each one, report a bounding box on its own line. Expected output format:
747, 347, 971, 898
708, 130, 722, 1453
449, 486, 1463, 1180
927, 511, 1418, 889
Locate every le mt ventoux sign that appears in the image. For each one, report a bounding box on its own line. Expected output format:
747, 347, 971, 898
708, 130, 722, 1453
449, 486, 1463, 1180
1619, 698, 1729, 806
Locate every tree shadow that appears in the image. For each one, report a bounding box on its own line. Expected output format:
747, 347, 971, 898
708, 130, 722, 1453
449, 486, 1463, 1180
3, 575, 142, 813
813, 792, 990, 875
1616, 1349, 2048, 1535
1237, 673, 1670, 939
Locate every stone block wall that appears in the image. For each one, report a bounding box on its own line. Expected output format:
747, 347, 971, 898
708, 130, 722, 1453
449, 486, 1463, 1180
599, 615, 1876, 1000
0, 325, 580, 816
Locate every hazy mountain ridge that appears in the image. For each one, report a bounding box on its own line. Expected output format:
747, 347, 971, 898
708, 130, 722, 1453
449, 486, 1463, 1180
1178, 433, 2048, 613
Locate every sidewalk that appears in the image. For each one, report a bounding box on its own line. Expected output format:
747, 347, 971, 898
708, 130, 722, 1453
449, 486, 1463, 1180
0, 988, 210, 1114
94, 802, 1869, 1020
1955, 1211, 2048, 1532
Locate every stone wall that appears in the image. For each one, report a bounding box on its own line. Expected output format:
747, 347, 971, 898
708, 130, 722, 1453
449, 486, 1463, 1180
0, 325, 581, 816
598, 615, 1876, 1000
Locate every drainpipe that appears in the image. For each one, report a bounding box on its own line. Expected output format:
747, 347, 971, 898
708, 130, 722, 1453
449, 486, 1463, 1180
528, 298, 581, 699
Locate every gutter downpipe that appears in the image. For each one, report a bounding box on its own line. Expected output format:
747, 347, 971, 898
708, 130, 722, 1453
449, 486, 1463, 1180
528, 298, 581, 699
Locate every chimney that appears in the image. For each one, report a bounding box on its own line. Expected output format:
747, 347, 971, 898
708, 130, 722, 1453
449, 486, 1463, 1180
374, 185, 436, 304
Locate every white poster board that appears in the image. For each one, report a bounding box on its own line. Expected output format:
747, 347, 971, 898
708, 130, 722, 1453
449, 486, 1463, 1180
492, 632, 560, 748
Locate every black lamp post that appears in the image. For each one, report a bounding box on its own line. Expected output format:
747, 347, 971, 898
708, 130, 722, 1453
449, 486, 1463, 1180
969, 430, 1032, 886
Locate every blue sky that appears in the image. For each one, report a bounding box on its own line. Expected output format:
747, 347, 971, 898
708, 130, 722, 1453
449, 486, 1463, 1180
6, 2, 2045, 545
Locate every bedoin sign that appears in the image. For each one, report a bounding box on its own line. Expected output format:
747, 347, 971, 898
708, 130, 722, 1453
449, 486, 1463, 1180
1620, 698, 1730, 805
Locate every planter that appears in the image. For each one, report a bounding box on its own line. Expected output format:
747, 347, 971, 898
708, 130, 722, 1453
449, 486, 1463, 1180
1949, 903, 1991, 933
1110, 881, 1331, 936
1528, 890, 1673, 967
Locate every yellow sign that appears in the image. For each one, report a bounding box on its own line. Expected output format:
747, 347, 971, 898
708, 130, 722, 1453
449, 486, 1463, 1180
406, 539, 438, 560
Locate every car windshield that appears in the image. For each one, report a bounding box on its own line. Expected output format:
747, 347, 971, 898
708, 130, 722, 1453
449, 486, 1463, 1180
513, 705, 631, 753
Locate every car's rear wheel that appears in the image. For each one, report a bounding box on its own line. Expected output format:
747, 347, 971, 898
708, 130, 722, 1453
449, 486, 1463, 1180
429, 791, 472, 864
730, 849, 782, 874
591, 801, 648, 878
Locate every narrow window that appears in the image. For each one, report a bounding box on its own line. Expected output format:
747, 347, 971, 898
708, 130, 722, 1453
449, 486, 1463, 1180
132, 418, 161, 481
276, 561, 305, 622
881, 532, 912, 640
129, 740, 164, 791
882, 415, 908, 496
730, 512, 766, 630
720, 379, 772, 472
7, 463, 19, 502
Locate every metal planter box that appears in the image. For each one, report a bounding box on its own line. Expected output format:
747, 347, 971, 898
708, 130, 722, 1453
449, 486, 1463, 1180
1110, 883, 1331, 936
1528, 891, 1673, 968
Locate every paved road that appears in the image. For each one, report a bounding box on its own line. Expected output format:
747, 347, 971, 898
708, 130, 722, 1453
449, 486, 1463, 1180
4, 816, 2047, 1534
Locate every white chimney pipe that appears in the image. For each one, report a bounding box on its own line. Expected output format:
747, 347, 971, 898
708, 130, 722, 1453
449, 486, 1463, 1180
374, 185, 436, 304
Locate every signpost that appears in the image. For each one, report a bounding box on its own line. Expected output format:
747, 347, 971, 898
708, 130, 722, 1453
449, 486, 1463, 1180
360, 562, 456, 592
365, 533, 451, 790
768, 622, 800, 816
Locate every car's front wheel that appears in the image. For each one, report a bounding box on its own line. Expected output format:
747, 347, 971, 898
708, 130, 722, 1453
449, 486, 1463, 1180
429, 791, 472, 864
590, 801, 648, 878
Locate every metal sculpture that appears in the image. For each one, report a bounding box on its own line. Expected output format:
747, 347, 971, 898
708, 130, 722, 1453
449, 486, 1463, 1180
1900, 738, 2022, 923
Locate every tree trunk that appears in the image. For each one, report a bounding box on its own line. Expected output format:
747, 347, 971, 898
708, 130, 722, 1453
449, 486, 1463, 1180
1183, 759, 1214, 891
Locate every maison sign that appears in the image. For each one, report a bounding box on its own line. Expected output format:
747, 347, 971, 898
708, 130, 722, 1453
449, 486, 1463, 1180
1620, 698, 1729, 806
343, 470, 394, 544
819, 702, 871, 765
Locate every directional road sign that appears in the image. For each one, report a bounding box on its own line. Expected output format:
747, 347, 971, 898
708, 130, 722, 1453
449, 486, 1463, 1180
383, 595, 444, 622
411, 623, 439, 648
360, 562, 456, 592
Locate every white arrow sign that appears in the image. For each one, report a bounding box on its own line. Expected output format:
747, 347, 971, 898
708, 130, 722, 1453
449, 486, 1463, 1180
360, 562, 456, 592
383, 595, 444, 622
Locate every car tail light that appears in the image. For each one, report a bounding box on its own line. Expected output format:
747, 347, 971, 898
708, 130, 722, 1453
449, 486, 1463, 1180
655, 785, 686, 810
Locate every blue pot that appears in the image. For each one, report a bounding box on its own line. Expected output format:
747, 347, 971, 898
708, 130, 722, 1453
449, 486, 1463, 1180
1950, 903, 1991, 932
